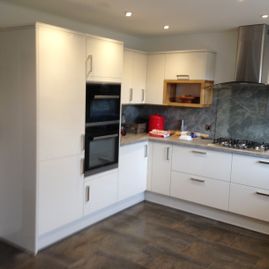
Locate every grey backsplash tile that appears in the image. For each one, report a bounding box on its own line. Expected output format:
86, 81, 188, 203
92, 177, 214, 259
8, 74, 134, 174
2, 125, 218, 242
122, 84, 269, 142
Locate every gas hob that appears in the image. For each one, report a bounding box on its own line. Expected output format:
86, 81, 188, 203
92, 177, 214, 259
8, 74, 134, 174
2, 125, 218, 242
213, 138, 269, 152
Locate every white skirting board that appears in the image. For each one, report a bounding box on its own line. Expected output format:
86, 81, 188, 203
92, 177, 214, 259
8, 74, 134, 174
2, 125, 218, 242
38, 193, 145, 253
145, 191, 269, 235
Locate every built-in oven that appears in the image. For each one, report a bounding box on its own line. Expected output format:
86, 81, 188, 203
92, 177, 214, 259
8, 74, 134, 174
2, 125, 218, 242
84, 83, 121, 176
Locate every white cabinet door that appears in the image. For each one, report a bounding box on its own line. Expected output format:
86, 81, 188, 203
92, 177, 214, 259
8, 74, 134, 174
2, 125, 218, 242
232, 154, 269, 190
84, 170, 118, 215
86, 36, 123, 83
118, 142, 148, 200
229, 183, 269, 222
172, 146, 232, 182
146, 53, 166, 105
165, 51, 216, 80
150, 142, 172, 196
39, 156, 84, 235
171, 171, 229, 211
122, 49, 147, 104
38, 24, 86, 161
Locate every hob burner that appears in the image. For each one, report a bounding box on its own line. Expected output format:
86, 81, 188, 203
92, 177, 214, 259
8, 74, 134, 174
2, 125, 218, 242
213, 138, 269, 152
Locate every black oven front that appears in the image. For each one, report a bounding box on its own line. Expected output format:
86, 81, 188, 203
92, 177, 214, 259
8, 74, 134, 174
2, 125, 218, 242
84, 82, 121, 176
84, 124, 119, 176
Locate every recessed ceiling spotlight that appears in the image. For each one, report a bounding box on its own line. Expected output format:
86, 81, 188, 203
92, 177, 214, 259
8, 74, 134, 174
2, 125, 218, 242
261, 14, 269, 19
164, 25, 170, 30
125, 11, 133, 17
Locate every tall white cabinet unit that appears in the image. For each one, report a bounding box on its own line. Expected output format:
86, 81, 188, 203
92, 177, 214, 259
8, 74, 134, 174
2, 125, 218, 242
37, 25, 86, 236
0, 23, 86, 253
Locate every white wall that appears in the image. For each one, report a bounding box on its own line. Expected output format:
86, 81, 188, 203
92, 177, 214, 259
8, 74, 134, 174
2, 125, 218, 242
142, 31, 238, 83
0, 1, 145, 50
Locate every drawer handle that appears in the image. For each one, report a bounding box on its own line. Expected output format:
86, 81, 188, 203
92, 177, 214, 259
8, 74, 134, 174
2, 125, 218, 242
256, 191, 269, 198
144, 144, 148, 158
190, 177, 205, 183
257, 160, 269, 165
191, 150, 207, 155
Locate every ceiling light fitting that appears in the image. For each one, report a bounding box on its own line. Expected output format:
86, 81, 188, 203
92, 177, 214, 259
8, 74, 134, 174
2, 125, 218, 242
164, 25, 170, 30
261, 14, 269, 19
125, 11, 132, 17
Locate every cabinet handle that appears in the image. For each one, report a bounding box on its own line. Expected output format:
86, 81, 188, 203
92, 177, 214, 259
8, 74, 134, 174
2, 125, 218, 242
257, 160, 269, 165
129, 88, 133, 102
144, 145, 148, 158
190, 177, 206, 183
86, 55, 93, 78
141, 89, 145, 102
85, 186, 90, 202
176, 74, 190, 80
191, 150, 207, 155
81, 134, 85, 151
256, 191, 269, 198
80, 159, 84, 175
166, 147, 170, 160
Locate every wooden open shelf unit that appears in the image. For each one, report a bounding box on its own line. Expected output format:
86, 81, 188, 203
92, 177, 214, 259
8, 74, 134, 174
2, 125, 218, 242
163, 80, 214, 108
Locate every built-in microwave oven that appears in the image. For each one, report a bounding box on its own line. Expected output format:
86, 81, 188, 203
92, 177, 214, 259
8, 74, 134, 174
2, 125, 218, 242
84, 83, 121, 176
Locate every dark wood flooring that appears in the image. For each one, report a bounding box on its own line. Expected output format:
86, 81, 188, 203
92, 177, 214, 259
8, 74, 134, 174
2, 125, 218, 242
1, 202, 269, 269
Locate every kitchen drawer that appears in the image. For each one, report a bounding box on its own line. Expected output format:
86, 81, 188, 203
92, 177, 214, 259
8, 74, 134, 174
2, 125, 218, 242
170, 171, 229, 211
232, 154, 269, 190
229, 183, 269, 222
172, 146, 232, 181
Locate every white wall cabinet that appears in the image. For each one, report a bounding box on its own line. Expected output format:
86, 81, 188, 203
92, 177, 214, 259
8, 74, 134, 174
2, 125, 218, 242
164, 51, 216, 81
118, 142, 148, 200
146, 53, 166, 105
150, 142, 172, 196
84, 170, 118, 215
122, 49, 147, 104
86, 36, 123, 83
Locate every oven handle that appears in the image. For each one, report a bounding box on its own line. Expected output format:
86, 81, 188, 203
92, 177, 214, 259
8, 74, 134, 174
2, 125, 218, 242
93, 134, 119, 141
93, 95, 120, 99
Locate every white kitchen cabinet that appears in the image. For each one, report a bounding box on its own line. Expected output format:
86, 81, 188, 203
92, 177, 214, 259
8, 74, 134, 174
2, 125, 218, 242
146, 53, 166, 105
122, 49, 147, 104
118, 142, 148, 200
84, 170, 118, 215
150, 142, 172, 196
39, 156, 84, 235
38, 25, 86, 161
170, 171, 229, 211
231, 154, 269, 190
165, 50, 216, 81
0, 23, 86, 252
229, 183, 269, 222
172, 146, 232, 182
86, 36, 123, 83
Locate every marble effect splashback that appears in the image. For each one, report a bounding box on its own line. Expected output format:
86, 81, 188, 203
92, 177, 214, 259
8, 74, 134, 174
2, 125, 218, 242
122, 84, 269, 143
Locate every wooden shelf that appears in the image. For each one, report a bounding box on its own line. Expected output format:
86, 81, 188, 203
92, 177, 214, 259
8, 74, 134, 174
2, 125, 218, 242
163, 80, 214, 108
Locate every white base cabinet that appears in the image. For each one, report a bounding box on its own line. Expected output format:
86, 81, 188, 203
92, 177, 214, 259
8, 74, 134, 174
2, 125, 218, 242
170, 171, 229, 211
150, 143, 172, 196
39, 156, 84, 235
84, 170, 118, 216
118, 142, 148, 200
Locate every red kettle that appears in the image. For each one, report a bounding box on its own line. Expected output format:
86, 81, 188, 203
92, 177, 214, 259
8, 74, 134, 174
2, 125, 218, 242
148, 114, 165, 132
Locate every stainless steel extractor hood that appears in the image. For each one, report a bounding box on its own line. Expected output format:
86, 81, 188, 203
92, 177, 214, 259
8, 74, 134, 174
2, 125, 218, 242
235, 24, 269, 84
217, 24, 269, 85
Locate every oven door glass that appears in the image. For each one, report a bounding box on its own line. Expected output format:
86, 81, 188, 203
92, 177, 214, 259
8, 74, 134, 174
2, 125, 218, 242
86, 83, 120, 124
85, 125, 119, 175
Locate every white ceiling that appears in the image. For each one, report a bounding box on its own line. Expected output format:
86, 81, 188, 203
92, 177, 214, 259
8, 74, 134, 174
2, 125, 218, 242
3, 0, 269, 36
